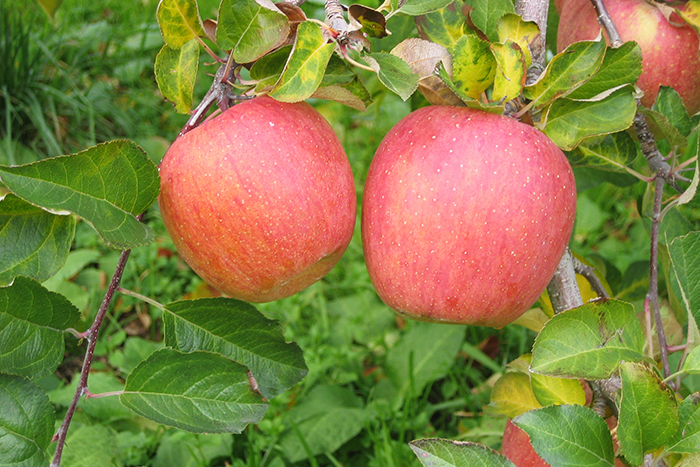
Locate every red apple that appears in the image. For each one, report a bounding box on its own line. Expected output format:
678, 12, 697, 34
502, 419, 550, 467
556, 0, 700, 114
158, 96, 356, 302
361, 106, 576, 328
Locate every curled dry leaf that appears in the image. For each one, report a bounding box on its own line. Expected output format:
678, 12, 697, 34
276, 2, 307, 47
203, 19, 217, 44
390, 38, 463, 106
348, 4, 389, 38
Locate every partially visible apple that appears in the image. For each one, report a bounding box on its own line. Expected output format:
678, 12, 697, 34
502, 419, 550, 467
556, 0, 700, 114
361, 106, 577, 328
158, 96, 356, 302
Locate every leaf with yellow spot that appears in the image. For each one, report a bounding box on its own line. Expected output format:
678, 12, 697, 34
270, 22, 335, 102
531, 373, 587, 407
157, 0, 206, 49
677, 0, 700, 34
495, 13, 539, 68
490, 39, 526, 103
415, 0, 469, 50
485, 372, 541, 419
450, 34, 496, 100
154, 39, 200, 114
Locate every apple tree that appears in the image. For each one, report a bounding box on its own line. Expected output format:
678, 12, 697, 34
1, 0, 700, 466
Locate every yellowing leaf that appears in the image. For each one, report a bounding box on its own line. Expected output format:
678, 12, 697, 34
450, 34, 496, 99
157, 0, 206, 48
490, 40, 525, 103
486, 372, 541, 419
154, 40, 200, 114
495, 13, 539, 67
531, 373, 586, 407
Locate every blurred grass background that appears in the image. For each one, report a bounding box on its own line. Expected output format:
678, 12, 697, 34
0, 0, 668, 465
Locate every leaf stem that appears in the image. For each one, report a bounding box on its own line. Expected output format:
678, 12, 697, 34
119, 287, 166, 311
50, 214, 143, 467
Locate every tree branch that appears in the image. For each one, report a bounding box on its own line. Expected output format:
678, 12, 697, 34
50, 214, 144, 467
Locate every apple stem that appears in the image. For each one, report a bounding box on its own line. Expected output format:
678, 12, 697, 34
50, 214, 143, 467
589, 0, 623, 47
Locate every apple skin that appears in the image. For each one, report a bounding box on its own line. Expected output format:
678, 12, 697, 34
361, 106, 576, 328
158, 96, 356, 302
502, 420, 550, 467
556, 0, 700, 114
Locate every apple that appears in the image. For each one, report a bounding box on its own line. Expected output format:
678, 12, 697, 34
556, 0, 700, 114
361, 106, 576, 328
502, 419, 549, 467
158, 96, 356, 302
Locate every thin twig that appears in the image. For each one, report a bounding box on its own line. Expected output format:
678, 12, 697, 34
589, 0, 622, 47
572, 257, 609, 299
50, 214, 144, 467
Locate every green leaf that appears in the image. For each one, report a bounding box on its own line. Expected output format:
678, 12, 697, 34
249, 45, 292, 81
163, 297, 307, 400
0, 374, 54, 467
0, 194, 75, 287
278, 385, 366, 462
668, 393, 700, 453
683, 346, 700, 375
364, 52, 420, 101
640, 107, 688, 150
312, 80, 372, 111
566, 41, 642, 100
36, 0, 63, 20
401, 0, 453, 16
410, 438, 516, 467
154, 40, 199, 114
653, 86, 692, 136
217, 0, 289, 64
58, 424, 118, 467
269, 21, 335, 102
567, 131, 638, 172
618, 362, 679, 465
41, 248, 100, 291
450, 34, 496, 100
415, 1, 468, 50
515, 405, 616, 467
490, 40, 525, 103
523, 38, 606, 108
530, 373, 586, 407
0, 140, 159, 249
543, 87, 637, 151
0, 276, 80, 379
530, 299, 645, 379
669, 232, 700, 325
385, 322, 464, 406
157, 0, 206, 48
152, 431, 232, 467
463, 0, 515, 43
120, 348, 269, 433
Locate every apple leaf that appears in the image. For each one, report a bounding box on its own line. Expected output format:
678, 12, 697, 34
523, 38, 606, 108
617, 362, 679, 465
530, 373, 586, 407
639, 107, 688, 150
436, 63, 504, 112
277, 385, 366, 462
364, 52, 419, 102
154, 39, 199, 114
566, 41, 642, 100
120, 348, 269, 433
312, 80, 372, 111
217, 0, 289, 64
400, 0, 453, 16
682, 346, 700, 375
677, 0, 700, 34
410, 438, 516, 467
495, 13, 538, 68
0, 194, 75, 287
156, 0, 206, 49
514, 405, 616, 467
348, 4, 388, 38
269, 21, 335, 102
485, 371, 541, 419
543, 86, 637, 151
162, 297, 307, 400
0, 276, 80, 379
249, 45, 292, 81
0, 374, 55, 467
530, 299, 645, 380
415, 1, 469, 50
653, 86, 693, 137
490, 40, 525, 103
59, 424, 118, 467
567, 130, 638, 172
0, 140, 159, 249
669, 232, 700, 325
384, 322, 464, 407
392, 38, 451, 80
450, 34, 496, 100
667, 393, 700, 453
462, 0, 515, 43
